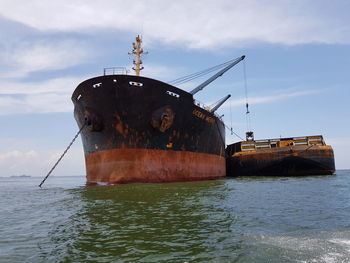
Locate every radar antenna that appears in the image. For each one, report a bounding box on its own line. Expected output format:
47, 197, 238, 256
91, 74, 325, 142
128, 35, 148, 76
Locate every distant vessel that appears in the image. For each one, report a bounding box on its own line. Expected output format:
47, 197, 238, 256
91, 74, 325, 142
226, 134, 335, 176
72, 35, 245, 184
10, 175, 31, 178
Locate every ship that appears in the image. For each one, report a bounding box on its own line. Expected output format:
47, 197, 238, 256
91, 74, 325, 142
72, 36, 245, 184
226, 132, 335, 176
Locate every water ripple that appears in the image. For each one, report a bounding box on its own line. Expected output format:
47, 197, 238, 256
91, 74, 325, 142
1, 172, 350, 262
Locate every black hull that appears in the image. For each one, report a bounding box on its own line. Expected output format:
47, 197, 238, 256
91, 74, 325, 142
72, 74, 226, 183
226, 146, 335, 177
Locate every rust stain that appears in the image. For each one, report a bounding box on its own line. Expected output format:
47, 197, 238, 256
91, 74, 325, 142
115, 114, 128, 138
151, 106, 175, 132
227, 145, 335, 176
166, 142, 173, 148
85, 148, 225, 184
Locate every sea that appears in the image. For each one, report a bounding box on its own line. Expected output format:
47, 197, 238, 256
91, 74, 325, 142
1, 170, 350, 263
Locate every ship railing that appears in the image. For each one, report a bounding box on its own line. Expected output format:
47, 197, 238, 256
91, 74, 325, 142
255, 140, 272, 149
240, 135, 325, 151
307, 136, 325, 145
241, 141, 256, 151
103, 67, 129, 75
293, 137, 308, 146
193, 99, 220, 118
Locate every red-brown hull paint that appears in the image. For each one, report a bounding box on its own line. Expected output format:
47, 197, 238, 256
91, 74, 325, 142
85, 148, 226, 184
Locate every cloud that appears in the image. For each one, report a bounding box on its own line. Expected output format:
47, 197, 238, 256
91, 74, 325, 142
0, 75, 318, 115
13, 42, 88, 73
0, 76, 83, 95
0, 76, 85, 115
0, 60, 186, 114
0, 0, 346, 116
0, 40, 92, 78
141, 63, 182, 81
224, 89, 318, 108
0, 148, 85, 177
0, 93, 72, 115
0, 150, 41, 176
0, 0, 349, 49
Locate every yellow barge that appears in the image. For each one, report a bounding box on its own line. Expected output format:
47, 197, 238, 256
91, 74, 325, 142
226, 135, 335, 176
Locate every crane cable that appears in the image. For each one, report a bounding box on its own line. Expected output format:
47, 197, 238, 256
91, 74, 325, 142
224, 123, 244, 141
227, 96, 244, 140
168, 57, 241, 86
223, 60, 253, 142
243, 59, 251, 133
225, 59, 252, 142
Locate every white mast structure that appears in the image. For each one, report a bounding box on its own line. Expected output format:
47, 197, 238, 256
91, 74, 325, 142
128, 35, 148, 76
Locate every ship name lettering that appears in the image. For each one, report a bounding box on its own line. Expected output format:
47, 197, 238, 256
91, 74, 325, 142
192, 109, 215, 123
205, 116, 215, 123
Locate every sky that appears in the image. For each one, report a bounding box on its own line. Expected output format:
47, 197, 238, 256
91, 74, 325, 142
0, 0, 349, 177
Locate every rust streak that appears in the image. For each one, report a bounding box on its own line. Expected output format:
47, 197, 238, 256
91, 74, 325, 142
85, 148, 225, 184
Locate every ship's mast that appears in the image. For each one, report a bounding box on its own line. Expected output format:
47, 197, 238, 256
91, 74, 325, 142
128, 35, 148, 76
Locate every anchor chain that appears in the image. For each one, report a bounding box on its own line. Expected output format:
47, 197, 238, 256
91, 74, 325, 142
39, 123, 86, 187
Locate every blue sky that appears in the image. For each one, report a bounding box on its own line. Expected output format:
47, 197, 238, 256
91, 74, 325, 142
0, 0, 349, 176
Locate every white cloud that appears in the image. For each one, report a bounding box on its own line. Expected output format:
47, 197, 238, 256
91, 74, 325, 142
0, 76, 85, 115
222, 89, 318, 109
141, 63, 182, 81
0, 0, 349, 49
0, 148, 85, 177
0, 61, 185, 115
0, 150, 41, 176
0, 93, 72, 115
0, 40, 92, 78
14, 42, 88, 72
0, 0, 345, 116
0, 76, 84, 95
0, 76, 318, 115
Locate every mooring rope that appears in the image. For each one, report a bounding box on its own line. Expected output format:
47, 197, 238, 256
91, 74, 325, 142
38, 123, 86, 187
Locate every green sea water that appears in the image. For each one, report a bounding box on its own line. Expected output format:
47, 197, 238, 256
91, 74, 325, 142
1, 171, 350, 262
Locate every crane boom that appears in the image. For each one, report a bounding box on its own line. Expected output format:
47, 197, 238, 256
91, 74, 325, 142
190, 55, 245, 95
211, 94, 231, 112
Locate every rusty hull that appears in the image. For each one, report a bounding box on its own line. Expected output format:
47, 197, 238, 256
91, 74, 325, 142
86, 148, 225, 184
72, 75, 226, 183
226, 145, 335, 177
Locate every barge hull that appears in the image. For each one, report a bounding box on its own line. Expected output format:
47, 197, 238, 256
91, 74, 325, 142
226, 145, 335, 177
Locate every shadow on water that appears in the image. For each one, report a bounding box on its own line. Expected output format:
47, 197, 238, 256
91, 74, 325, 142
43, 180, 242, 262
